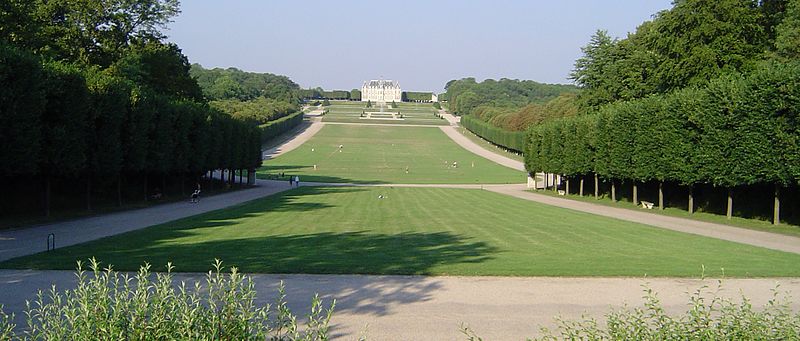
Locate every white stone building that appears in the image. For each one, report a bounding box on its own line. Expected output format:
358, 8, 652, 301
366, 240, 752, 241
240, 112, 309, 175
361, 80, 401, 103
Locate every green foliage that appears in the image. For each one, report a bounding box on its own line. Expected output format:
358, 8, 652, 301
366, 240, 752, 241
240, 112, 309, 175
403, 91, 433, 102
259, 111, 304, 143
321, 90, 349, 100
459, 115, 526, 153
444, 77, 578, 116
350, 89, 361, 101
433, 102, 442, 110
526, 60, 800, 191
571, 0, 785, 109
40, 61, 90, 177
2, 0, 181, 67
190, 64, 300, 102
0, 43, 44, 175
0, 259, 334, 340
321, 99, 331, 106
210, 97, 299, 124
464, 282, 800, 340
111, 41, 203, 101
776, 0, 800, 59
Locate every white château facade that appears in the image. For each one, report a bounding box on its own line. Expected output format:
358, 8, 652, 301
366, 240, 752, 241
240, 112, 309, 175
361, 80, 401, 103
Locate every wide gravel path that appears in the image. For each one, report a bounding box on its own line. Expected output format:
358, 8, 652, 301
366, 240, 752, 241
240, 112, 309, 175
0, 269, 797, 339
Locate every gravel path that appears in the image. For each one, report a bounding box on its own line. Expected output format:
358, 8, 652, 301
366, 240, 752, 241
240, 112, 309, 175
439, 125, 526, 171
0, 269, 796, 339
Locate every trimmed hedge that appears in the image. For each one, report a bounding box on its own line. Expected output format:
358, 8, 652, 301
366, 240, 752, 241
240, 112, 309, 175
461, 114, 526, 153
259, 110, 304, 143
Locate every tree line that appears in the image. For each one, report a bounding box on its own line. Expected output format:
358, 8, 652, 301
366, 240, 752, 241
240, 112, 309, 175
526, 61, 800, 223
524, 0, 800, 225
0, 0, 262, 220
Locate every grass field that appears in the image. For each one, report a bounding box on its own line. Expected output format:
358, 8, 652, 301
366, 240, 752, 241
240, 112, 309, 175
4, 186, 799, 277
258, 124, 525, 184
321, 101, 446, 126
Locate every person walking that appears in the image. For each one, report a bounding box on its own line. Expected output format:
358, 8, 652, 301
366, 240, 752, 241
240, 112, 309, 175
295, 175, 300, 187
288, 176, 293, 187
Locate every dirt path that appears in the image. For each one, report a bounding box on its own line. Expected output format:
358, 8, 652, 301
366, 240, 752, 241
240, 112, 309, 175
0, 269, 796, 339
263, 120, 326, 160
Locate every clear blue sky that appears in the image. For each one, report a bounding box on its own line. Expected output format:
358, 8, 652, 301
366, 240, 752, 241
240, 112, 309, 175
166, 1, 673, 92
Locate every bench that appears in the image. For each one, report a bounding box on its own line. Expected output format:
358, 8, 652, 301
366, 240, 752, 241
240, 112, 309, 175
557, 190, 566, 196
640, 201, 654, 209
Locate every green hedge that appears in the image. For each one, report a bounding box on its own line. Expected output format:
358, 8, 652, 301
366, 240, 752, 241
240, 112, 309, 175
461, 114, 526, 153
259, 110, 304, 143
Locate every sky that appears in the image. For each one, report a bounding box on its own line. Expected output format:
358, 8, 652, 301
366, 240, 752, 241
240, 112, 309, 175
166, 1, 674, 93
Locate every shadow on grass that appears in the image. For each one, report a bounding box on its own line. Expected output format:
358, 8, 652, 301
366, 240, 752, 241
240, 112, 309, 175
2, 186, 495, 275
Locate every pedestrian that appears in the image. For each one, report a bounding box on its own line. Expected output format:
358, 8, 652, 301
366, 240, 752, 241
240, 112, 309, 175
190, 189, 200, 203
295, 175, 300, 187
288, 176, 293, 187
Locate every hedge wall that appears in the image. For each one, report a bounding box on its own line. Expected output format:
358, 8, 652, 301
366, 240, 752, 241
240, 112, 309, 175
461, 114, 526, 153
259, 110, 305, 143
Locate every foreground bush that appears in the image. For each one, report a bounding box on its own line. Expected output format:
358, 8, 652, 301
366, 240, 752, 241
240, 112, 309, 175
1, 259, 334, 340
463, 281, 799, 340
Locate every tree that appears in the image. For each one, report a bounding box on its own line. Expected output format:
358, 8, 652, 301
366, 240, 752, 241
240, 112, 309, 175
0, 43, 44, 176
111, 41, 203, 101
17, 0, 180, 66
775, 0, 800, 59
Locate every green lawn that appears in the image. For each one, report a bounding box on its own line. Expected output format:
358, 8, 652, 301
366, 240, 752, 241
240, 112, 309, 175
4, 186, 799, 277
322, 101, 446, 125
259, 124, 525, 184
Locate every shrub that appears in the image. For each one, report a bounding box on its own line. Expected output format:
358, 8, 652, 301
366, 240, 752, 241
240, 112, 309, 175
463, 280, 800, 340
1, 259, 334, 340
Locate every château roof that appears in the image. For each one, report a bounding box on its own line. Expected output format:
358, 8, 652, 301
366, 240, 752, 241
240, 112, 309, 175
363, 79, 400, 89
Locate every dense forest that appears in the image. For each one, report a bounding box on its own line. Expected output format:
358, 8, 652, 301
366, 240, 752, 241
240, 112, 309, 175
524, 0, 800, 225
444, 78, 579, 151
190, 64, 301, 125
0, 0, 265, 222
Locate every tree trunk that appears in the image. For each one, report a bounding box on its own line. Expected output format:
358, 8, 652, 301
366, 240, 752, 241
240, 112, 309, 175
632, 182, 638, 207
688, 185, 694, 214
658, 181, 664, 210
86, 175, 92, 211
774, 184, 780, 225
612, 180, 617, 201
579, 177, 584, 197
532, 173, 537, 191
594, 173, 599, 199
726, 188, 733, 219
45, 175, 51, 218
553, 174, 558, 192
565, 179, 570, 195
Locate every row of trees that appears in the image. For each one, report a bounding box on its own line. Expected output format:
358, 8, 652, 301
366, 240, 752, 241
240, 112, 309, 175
444, 78, 578, 117
526, 60, 800, 223
1, 44, 262, 216
0, 0, 265, 219
460, 115, 527, 153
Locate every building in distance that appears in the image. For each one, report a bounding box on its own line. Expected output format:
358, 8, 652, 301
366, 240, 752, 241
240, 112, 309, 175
361, 79, 401, 103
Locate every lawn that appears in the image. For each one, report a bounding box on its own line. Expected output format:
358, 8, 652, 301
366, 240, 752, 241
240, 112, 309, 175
258, 124, 525, 184
4, 186, 799, 277
322, 101, 446, 125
